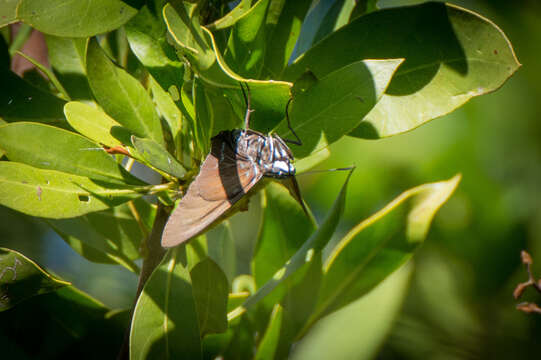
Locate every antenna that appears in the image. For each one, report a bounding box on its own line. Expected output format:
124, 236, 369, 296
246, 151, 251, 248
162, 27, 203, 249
239, 82, 254, 130
283, 98, 302, 146
296, 166, 356, 176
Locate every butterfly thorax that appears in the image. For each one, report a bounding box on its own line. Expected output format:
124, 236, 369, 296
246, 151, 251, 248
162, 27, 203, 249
230, 129, 295, 179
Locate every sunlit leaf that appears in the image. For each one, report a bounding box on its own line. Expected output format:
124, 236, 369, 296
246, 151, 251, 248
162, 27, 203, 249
0, 162, 143, 218
0, 0, 18, 27
0, 247, 69, 311
206, 0, 253, 31
130, 247, 202, 359
17, 0, 139, 37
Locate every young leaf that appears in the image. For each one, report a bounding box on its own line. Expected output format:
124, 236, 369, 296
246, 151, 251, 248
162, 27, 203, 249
0, 247, 70, 311
228, 169, 353, 321
304, 174, 461, 330
132, 136, 187, 179
276, 59, 403, 158
86, 38, 164, 145
64, 101, 127, 147
0, 122, 143, 185
191, 257, 229, 336
0, 69, 66, 124
17, 0, 139, 37
130, 247, 202, 359
0, 162, 143, 218
285, 3, 520, 139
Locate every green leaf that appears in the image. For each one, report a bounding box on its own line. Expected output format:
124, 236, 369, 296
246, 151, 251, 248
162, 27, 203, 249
149, 76, 182, 151
44, 35, 92, 99
312, 0, 357, 46
0, 162, 143, 218
348, 0, 379, 21
291, 263, 412, 360
252, 182, 316, 288
125, 1, 184, 91
86, 38, 164, 145
130, 247, 202, 359
225, 0, 270, 78
0, 69, 66, 125
277, 59, 403, 158
193, 77, 213, 155
17, 0, 139, 37
285, 2, 520, 139
261, 0, 311, 79
0, 122, 143, 184
254, 304, 283, 360
0, 247, 69, 311
191, 257, 229, 336
206, 0, 253, 31
132, 136, 187, 179
64, 101, 126, 147
0, 0, 18, 27
228, 169, 353, 321
304, 174, 461, 330
47, 200, 152, 273
208, 221, 236, 284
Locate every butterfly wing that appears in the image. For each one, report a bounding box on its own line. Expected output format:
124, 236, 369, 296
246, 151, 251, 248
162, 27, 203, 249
161, 133, 262, 248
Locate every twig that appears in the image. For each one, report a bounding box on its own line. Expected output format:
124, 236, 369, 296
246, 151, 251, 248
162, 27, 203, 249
514, 250, 541, 315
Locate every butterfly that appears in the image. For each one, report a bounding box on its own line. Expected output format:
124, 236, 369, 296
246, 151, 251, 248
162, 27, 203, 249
161, 84, 305, 248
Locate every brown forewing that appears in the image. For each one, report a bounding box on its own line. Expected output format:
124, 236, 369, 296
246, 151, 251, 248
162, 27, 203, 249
161, 133, 263, 248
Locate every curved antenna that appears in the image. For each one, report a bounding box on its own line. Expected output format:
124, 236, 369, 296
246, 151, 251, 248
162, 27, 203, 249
239, 82, 254, 130
283, 98, 302, 146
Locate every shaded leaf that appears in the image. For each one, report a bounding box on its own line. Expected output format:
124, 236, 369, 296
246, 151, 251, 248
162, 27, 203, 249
86, 38, 164, 145
349, 0, 379, 21
130, 247, 202, 359
277, 59, 403, 158
208, 221, 236, 284
0, 122, 143, 184
0, 247, 69, 311
285, 3, 520, 138
132, 136, 187, 179
0, 162, 143, 218
206, 0, 253, 31
254, 304, 283, 360
17, 0, 140, 37
191, 257, 229, 336
149, 76, 182, 152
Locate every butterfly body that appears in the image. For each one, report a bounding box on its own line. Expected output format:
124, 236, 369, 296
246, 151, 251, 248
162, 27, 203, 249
161, 129, 298, 248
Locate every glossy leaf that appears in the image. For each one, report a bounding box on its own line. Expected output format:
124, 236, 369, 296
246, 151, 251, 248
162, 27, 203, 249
0, 247, 69, 311
64, 101, 126, 147
0, 69, 66, 124
47, 199, 152, 272
132, 136, 187, 179
125, 1, 184, 91
44, 35, 92, 99
228, 169, 353, 321
277, 59, 403, 158
225, 0, 270, 78
254, 304, 283, 360
305, 175, 461, 329
191, 257, 229, 336
17, 0, 139, 37
292, 264, 412, 360
130, 247, 202, 359
0, 162, 143, 218
252, 182, 316, 288
86, 38, 164, 145
0, 122, 143, 184
285, 3, 520, 139
206, 0, 253, 31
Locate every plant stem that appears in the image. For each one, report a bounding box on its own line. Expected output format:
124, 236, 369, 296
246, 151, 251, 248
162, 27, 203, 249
117, 202, 170, 360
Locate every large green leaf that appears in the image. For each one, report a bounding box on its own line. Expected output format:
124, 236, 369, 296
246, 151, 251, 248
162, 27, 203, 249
225, 0, 270, 78
86, 38, 164, 145
44, 35, 92, 99
132, 136, 187, 179
125, 1, 184, 91
149, 76, 182, 151
0, 247, 69, 311
0, 162, 143, 218
47, 199, 153, 272
228, 170, 353, 321
190, 257, 229, 336
130, 247, 202, 359
252, 182, 316, 288
17, 0, 140, 37
0, 0, 19, 27
291, 263, 412, 360
0, 122, 143, 184
304, 174, 461, 330
276, 59, 403, 158
285, 2, 520, 139
64, 101, 126, 147
0, 69, 66, 124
